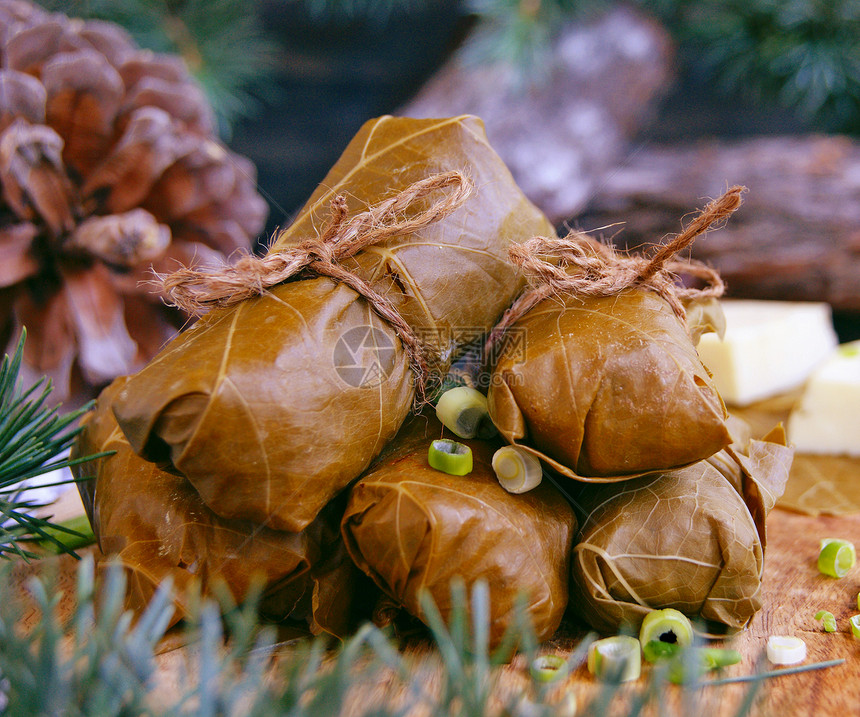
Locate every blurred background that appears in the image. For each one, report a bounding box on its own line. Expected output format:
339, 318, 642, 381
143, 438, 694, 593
11, 0, 860, 403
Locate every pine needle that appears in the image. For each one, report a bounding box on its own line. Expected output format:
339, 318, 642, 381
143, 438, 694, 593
36, 0, 277, 136
0, 330, 100, 560
0, 559, 848, 716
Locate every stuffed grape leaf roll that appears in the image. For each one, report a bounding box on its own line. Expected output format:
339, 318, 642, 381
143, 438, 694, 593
72, 378, 364, 637
568, 424, 792, 634
111, 115, 554, 531
341, 417, 575, 648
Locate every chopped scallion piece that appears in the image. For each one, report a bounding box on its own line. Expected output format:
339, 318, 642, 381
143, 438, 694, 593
642, 639, 679, 663
491, 446, 542, 494
435, 387, 496, 439
850, 615, 860, 639
814, 610, 837, 632
701, 647, 742, 670
665, 651, 708, 685
645, 642, 741, 684
818, 538, 856, 578
639, 608, 694, 652
766, 635, 806, 665
587, 635, 641, 682
529, 654, 568, 683
34, 513, 95, 554
427, 439, 473, 476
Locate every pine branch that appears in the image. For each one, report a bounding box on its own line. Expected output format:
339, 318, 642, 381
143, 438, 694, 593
0, 330, 99, 560
642, 0, 860, 132
462, 0, 609, 82
35, 0, 277, 137
0, 559, 846, 716
301, 0, 419, 23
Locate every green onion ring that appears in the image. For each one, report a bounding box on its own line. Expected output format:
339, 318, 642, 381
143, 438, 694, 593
435, 387, 495, 439
529, 654, 569, 683
814, 610, 837, 632
766, 635, 806, 665
818, 538, 856, 578
639, 608, 694, 653
587, 635, 641, 682
428, 439, 473, 476
492, 446, 542, 494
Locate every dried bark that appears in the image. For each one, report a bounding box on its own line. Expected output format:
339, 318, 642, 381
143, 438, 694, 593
577, 134, 860, 312
399, 5, 675, 222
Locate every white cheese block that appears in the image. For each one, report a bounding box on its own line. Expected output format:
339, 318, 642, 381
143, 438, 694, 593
787, 341, 860, 456
696, 300, 838, 406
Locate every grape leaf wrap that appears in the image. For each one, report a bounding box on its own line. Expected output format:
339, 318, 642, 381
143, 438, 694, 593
488, 289, 733, 480
342, 417, 575, 648
110, 115, 554, 531
568, 424, 793, 634
72, 378, 365, 637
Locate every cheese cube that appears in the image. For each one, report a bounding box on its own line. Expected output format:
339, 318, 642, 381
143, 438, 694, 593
696, 300, 838, 406
787, 341, 860, 457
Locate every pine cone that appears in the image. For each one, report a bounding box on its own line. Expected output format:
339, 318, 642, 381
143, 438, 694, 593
0, 0, 268, 400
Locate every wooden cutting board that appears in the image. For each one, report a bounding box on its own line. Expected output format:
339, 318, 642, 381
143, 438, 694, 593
11, 499, 860, 715
725, 507, 860, 715
385, 507, 860, 716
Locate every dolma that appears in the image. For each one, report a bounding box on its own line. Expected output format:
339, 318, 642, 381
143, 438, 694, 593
488, 289, 732, 480
568, 424, 792, 634
72, 379, 364, 636
485, 185, 746, 483
111, 115, 554, 532
341, 417, 575, 648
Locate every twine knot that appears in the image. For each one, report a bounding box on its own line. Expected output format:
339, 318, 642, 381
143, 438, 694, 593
156, 171, 475, 401
485, 185, 747, 363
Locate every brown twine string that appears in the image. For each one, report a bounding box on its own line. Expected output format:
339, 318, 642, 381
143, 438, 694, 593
484, 185, 747, 364
156, 171, 474, 400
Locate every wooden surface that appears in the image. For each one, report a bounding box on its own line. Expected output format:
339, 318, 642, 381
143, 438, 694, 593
13, 493, 860, 715
385, 507, 860, 716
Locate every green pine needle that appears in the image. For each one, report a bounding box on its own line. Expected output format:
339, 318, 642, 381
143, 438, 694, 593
463, 0, 609, 82
301, 0, 418, 23
36, 0, 277, 137
0, 560, 847, 716
0, 330, 100, 560
642, 0, 860, 132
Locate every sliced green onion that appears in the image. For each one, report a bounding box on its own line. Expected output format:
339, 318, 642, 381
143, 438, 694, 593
701, 647, 742, 670
435, 387, 496, 439
587, 635, 641, 682
491, 446, 542, 494
35, 513, 96, 553
814, 610, 837, 633
642, 639, 680, 663
850, 615, 860, 639
428, 439, 473, 476
639, 609, 694, 652
818, 538, 856, 578
529, 654, 568, 683
766, 635, 806, 665
646, 643, 741, 684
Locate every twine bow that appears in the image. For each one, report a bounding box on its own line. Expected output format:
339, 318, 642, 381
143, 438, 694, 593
485, 185, 746, 361
157, 171, 474, 399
